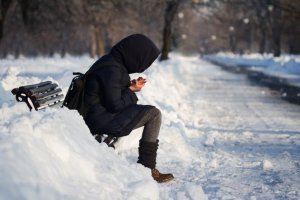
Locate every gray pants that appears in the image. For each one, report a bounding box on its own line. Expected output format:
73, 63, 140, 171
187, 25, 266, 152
133, 107, 161, 142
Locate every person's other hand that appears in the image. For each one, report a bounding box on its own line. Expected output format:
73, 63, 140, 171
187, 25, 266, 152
129, 77, 147, 92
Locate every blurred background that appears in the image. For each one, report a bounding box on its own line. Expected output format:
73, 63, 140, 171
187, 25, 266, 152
0, 0, 299, 59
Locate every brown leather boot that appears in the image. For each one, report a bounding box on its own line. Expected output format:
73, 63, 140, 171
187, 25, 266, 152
151, 168, 174, 183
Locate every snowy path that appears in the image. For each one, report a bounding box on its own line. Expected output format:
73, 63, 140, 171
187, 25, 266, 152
0, 55, 299, 200
153, 59, 300, 200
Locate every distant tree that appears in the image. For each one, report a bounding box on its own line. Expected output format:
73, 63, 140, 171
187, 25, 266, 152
0, 0, 12, 42
199, 0, 300, 56
1, 0, 297, 57
279, 0, 300, 54
160, 0, 183, 61
160, 0, 208, 60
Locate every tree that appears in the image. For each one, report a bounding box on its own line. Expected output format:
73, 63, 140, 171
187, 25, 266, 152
199, 0, 300, 56
160, 0, 182, 61
0, 0, 12, 42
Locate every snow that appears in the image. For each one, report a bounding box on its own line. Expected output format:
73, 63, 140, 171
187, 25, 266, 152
1, 53, 300, 199
206, 52, 300, 75
178, 12, 184, 19
243, 18, 249, 24
204, 53, 300, 90
262, 160, 273, 171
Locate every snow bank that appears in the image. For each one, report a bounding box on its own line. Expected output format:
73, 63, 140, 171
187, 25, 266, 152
205, 52, 300, 76
204, 53, 300, 101
0, 54, 206, 199
262, 160, 273, 171
0, 94, 158, 200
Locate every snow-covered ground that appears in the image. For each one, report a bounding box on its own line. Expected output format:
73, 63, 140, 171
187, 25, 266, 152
204, 53, 300, 88
1, 54, 300, 200
207, 52, 300, 75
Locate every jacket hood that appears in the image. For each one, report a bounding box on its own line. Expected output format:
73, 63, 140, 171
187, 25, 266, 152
109, 34, 160, 73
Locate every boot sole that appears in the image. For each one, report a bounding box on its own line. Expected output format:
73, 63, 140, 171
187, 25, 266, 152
157, 176, 175, 183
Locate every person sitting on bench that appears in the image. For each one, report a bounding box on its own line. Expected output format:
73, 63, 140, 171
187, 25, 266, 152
83, 34, 174, 183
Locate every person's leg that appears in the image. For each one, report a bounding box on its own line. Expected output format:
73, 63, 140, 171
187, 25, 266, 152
134, 107, 174, 183
133, 107, 160, 169
133, 107, 161, 142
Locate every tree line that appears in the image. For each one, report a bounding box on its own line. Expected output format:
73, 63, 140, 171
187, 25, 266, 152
0, 0, 299, 59
202, 0, 300, 56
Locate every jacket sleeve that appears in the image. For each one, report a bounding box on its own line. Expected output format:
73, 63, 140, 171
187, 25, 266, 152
101, 68, 138, 113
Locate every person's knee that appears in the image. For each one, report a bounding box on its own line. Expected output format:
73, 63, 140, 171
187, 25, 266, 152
151, 107, 161, 119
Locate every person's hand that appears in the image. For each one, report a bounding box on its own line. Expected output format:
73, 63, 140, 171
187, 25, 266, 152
129, 77, 147, 92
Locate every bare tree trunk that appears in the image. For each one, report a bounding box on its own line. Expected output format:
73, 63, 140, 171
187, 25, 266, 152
95, 27, 104, 57
229, 33, 236, 53
0, 0, 12, 42
90, 25, 97, 58
259, 26, 266, 54
271, 0, 283, 57
246, 26, 252, 52
161, 25, 172, 60
272, 30, 281, 57
89, 25, 105, 58
18, 0, 29, 25
160, 0, 181, 61
60, 32, 66, 57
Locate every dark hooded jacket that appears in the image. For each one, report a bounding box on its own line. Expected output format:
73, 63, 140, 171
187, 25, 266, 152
83, 34, 160, 137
